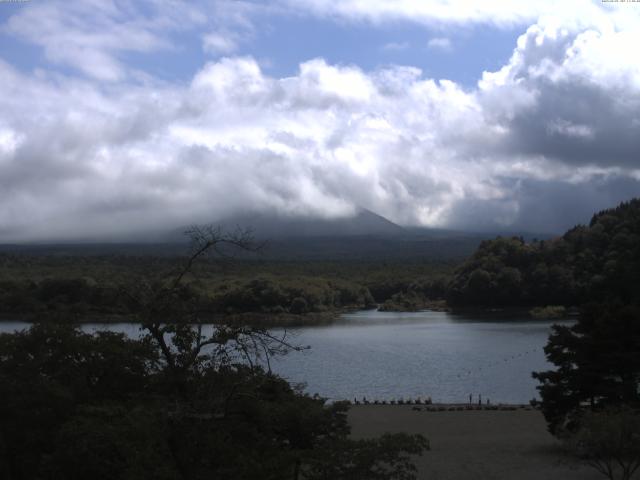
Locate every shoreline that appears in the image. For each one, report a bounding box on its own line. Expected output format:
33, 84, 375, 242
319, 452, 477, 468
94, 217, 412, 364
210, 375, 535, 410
0, 310, 343, 327
0, 304, 576, 325
345, 402, 535, 411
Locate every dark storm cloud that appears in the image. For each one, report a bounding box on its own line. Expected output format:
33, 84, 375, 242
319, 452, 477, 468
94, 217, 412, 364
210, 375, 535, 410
498, 78, 640, 169
513, 176, 640, 232
446, 175, 640, 234
475, 21, 640, 171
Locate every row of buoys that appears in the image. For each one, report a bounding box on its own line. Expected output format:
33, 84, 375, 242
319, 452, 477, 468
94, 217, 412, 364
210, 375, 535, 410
347, 401, 532, 411
350, 396, 432, 405
455, 348, 540, 379
413, 405, 526, 412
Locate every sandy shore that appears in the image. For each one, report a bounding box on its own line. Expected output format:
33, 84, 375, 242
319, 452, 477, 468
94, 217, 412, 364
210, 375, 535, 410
348, 405, 601, 480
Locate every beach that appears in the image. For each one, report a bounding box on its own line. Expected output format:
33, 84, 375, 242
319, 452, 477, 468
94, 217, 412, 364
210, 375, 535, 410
349, 405, 602, 480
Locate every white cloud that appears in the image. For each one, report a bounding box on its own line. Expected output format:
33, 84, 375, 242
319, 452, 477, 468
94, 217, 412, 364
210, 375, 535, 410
477, 15, 640, 168
277, 0, 617, 28
3, 0, 206, 81
381, 41, 410, 52
546, 119, 594, 139
1, 1, 640, 240
427, 37, 452, 51
203, 32, 239, 55
0, 128, 22, 156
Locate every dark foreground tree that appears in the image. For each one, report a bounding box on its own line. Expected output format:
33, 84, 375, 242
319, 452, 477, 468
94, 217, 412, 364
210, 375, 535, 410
563, 407, 640, 480
533, 303, 640, 434
0, 226, 428, 479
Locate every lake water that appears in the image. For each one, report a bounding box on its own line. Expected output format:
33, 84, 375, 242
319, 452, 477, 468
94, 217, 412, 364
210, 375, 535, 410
0, 310, 570, 404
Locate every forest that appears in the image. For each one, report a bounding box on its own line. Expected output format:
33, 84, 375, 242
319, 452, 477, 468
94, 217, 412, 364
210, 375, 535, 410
448, 199, 640, 308
0, 254, 453, 322
1, 199, 639, 321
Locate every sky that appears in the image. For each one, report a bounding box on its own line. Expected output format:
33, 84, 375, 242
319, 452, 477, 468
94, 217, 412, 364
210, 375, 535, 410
0, 0, 639, 241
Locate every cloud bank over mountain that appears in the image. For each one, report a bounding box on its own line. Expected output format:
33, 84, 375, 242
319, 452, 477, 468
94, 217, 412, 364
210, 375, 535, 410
0, 0, 639, 241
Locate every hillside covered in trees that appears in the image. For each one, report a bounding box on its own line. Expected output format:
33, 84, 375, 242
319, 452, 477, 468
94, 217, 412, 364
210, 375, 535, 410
0, 253, 453, 321
1, 198, 639, 319
448, 199, 640, 308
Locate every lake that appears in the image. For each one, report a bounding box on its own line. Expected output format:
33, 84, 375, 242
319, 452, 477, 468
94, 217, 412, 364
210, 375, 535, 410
0, 310, 570, 404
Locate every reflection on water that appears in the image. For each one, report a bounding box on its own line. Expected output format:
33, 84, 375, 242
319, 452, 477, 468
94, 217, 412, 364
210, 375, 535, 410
0, 310, 572, 404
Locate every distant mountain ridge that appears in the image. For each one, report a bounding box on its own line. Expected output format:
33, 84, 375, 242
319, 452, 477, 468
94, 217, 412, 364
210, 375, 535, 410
214, 208, 405, 238
0, 208, 555, 262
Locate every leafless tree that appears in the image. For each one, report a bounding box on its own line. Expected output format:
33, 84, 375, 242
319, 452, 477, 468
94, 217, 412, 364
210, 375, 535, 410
122, 225, 304, 381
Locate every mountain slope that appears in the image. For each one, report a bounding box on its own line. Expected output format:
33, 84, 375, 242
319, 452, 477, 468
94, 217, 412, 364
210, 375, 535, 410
215, 208, 405, 238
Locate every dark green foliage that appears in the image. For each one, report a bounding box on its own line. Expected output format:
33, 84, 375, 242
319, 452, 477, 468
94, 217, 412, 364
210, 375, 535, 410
365, 273, 450, 305
0, 253, 453, 319
0, 324, 428, 480
563, 407, 640, 480
49, 405, 176, 480
529, 305, 566, 319
212, 276, 376, 314
290, 296, 309, 314
0, 324, 156, 479
379, 291, 426, 312
0, 277, 126, 317
449, 198, 640, 307
532, 304, 640, 434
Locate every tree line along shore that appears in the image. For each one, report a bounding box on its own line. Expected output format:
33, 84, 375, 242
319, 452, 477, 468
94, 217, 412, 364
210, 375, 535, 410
1, 198, 638, 323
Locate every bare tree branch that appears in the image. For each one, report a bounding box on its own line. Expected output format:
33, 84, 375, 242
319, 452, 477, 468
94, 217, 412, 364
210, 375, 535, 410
119, 224, 304, 386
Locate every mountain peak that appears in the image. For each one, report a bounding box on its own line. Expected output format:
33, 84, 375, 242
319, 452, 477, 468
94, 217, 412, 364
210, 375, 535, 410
215, 208, 404, 239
